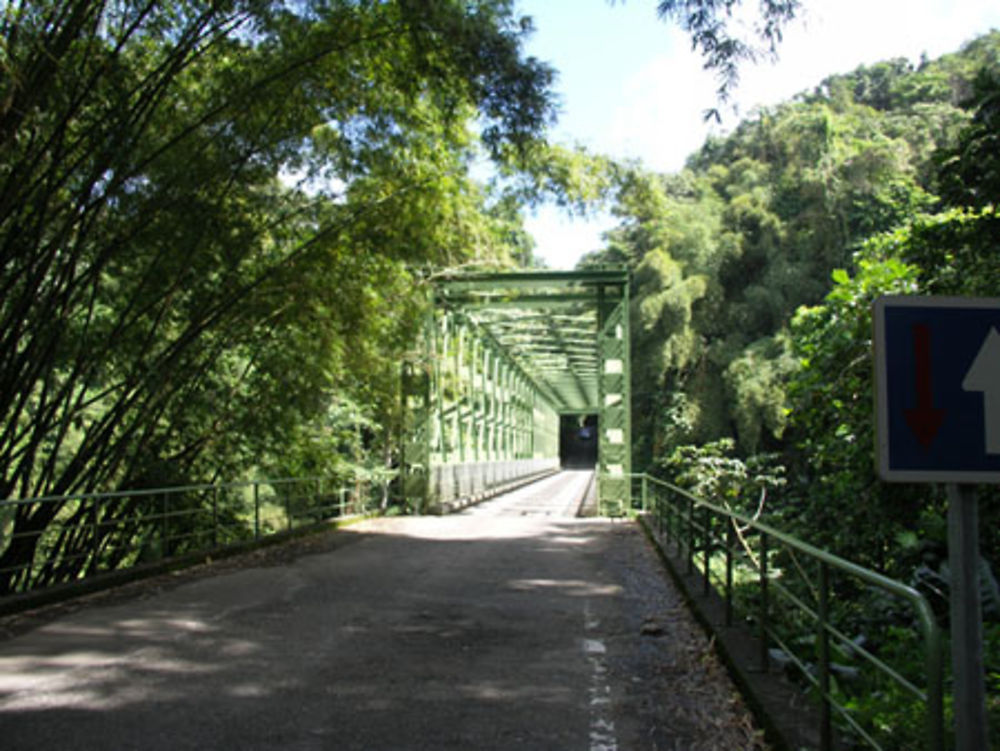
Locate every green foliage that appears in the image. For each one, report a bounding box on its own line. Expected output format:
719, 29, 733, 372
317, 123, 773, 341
0, 0, 559, 590
723, 335, 796, 453
937, 65, 1000, 210
782, 206, 1000, 567
836, 624, 934, 750
594, 32, 1000, 477
782, 251, 929, 571
660, 438, 785, 517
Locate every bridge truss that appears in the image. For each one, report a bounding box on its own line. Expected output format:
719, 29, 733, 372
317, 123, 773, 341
401, 267, 631, 514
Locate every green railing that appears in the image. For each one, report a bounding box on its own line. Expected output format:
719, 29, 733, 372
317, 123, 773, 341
626, 472, 945, 751
0, 476, 389, 597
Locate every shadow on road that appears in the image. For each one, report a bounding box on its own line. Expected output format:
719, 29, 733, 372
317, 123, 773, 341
0, 512, 764, 750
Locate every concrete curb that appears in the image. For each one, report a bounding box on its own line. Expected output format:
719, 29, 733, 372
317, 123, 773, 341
0, 514, 374, 618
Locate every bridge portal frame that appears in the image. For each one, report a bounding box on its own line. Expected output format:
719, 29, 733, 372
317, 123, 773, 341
401, 267, 631, 514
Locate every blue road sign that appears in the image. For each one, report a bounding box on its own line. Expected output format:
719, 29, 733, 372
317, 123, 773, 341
874, 296, 1000, 483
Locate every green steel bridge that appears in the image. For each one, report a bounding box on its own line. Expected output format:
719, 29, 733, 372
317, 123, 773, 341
400, 267, 631, 515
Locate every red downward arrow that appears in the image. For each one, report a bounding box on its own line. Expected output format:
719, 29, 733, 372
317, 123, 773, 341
904, 323, 946, 448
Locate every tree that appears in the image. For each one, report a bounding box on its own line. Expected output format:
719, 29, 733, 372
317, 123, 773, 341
585, 33, 1000, 469
0, 0, 558, 592
937, 66, 1000, 211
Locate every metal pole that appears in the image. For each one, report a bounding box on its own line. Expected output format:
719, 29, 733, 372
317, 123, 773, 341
686, 497, 695, 575
212, 485, 219, 548
818, 561, 832, 751
702, 506, 711, 597
162, 492, 168, 559
927, 615, 946, 751
671, 491, 680, 552
725, 520, 734, 627
947, 483, 988, 750
760, 532, 769, 673
658, 487, 665, 537
90, 499, 99, 572
253, 483, 260, 540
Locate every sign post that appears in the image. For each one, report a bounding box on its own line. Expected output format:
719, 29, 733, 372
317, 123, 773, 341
947, 484, 988, 751
873, 296, 994, 750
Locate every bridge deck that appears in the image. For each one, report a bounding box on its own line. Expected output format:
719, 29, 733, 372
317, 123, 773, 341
0, 472, 762, 750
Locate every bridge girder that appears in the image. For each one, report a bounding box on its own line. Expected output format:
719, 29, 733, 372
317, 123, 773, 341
401, 267, 631, 514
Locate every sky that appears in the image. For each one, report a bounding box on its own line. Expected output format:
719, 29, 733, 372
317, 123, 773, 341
516, 0, 1000, 269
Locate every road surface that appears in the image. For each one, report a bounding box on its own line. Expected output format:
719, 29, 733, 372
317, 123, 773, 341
0, 471, 764, 750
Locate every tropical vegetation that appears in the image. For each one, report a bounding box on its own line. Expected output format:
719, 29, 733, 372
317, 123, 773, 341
2, 0, 999, 745
584, 30, 1000, 747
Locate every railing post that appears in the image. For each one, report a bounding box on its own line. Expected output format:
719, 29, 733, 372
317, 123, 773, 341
686, 497, 695, 575
725, 519, 734, 627
253, 482, 260, 541
759, 531, 769, 673
339, 488, 346, 517
663, 488, 672, 542
641, 474, 648, 512
161, 492, 169, 559
90, 498, 100, 573
671, 491, 679, 551
818, 561, 831, 751
926, 617, 945, 751
657, 486, 665, 538
702, 505, 711, 597
212, 485, 219, 548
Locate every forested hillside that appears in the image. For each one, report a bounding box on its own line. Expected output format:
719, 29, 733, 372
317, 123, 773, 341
584, 31, 1000, 561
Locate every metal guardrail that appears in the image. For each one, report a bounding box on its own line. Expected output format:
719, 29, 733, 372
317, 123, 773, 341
622, 472, 945, 751
0, 476, 389, 597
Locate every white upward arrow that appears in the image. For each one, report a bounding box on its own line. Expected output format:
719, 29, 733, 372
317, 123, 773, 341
962, 327, 1000, 454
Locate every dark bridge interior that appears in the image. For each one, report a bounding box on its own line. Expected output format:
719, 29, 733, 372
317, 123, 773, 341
560, 414, 598, 468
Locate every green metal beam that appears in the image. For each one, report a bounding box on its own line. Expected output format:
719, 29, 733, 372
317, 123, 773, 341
402, 266, 631, 513
434, 268, 628, 291
437, 293, 601, 309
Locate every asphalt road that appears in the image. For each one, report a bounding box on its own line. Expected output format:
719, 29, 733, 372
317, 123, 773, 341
0, 471, 763, 750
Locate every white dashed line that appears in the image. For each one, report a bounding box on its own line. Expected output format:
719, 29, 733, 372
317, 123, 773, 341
583, 600, 618, 751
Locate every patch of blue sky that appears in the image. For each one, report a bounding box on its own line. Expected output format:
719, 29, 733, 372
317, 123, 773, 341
516, 0, 1000, 270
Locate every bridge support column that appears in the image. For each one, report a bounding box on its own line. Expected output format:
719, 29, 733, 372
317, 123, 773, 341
597, 281, 631, 515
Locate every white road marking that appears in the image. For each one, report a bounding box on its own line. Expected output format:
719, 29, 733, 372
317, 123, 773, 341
583, 600, 618, 751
